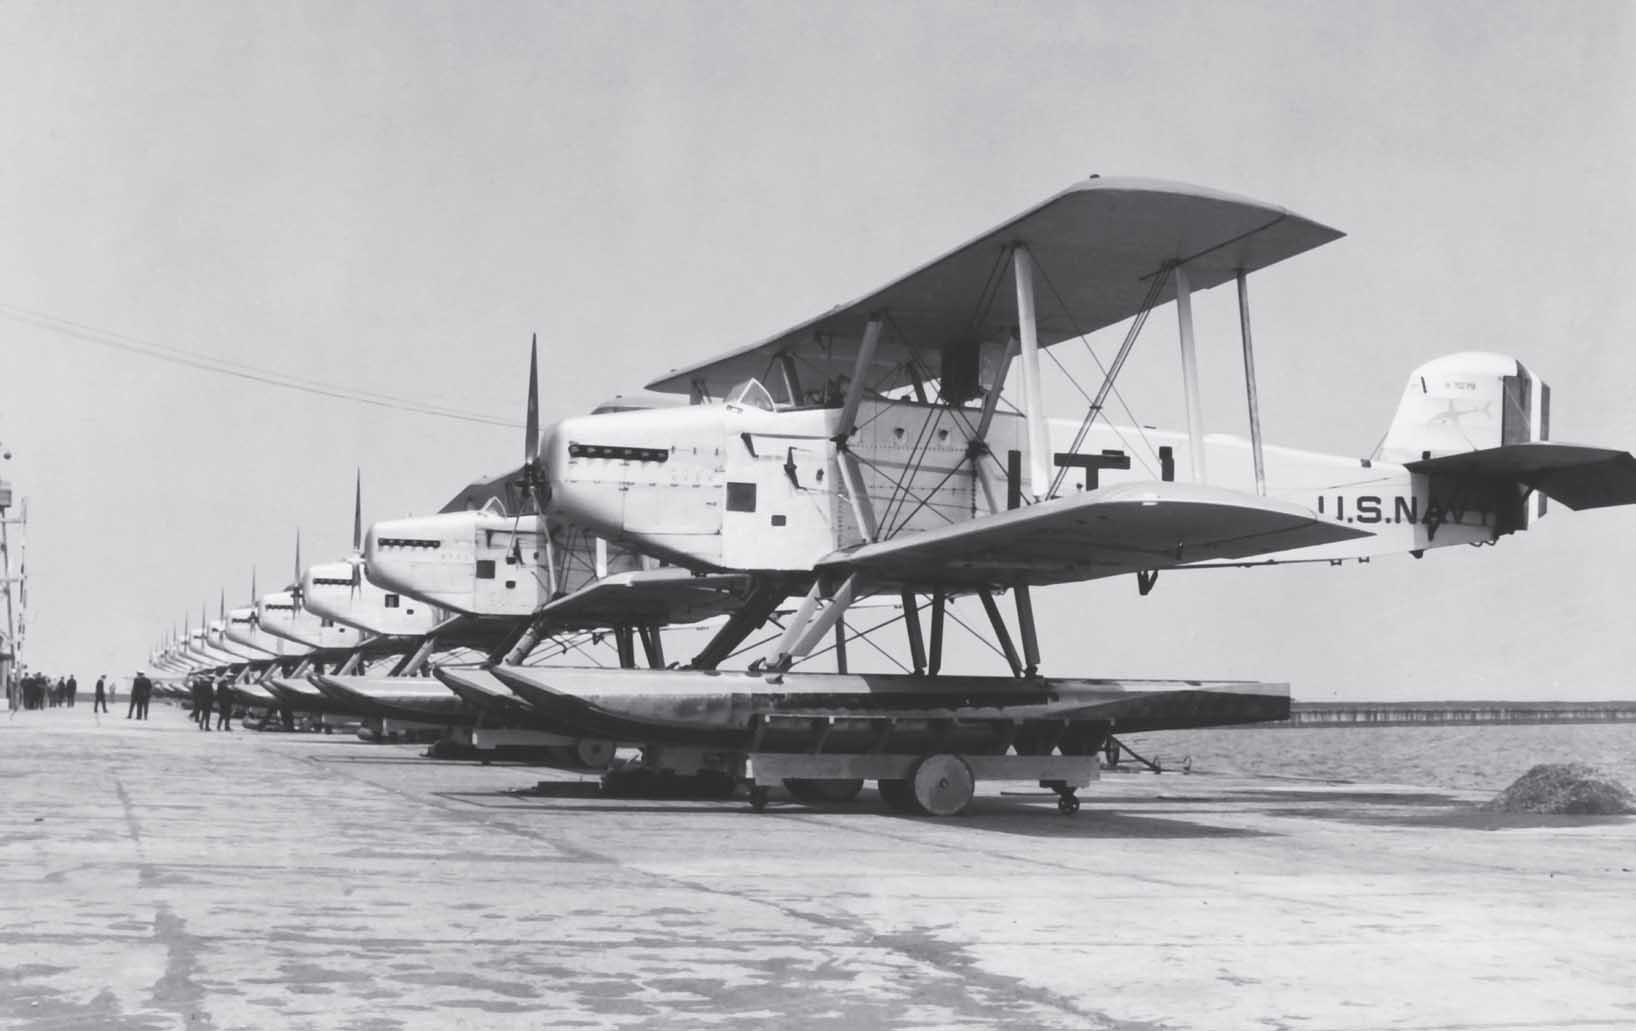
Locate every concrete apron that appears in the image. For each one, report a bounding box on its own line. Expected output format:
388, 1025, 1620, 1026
1, 705, 1632, 1030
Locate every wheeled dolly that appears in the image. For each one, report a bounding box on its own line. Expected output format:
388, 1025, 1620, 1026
747, 752, 1097, 816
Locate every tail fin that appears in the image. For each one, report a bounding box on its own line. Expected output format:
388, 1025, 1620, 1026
1383, 352, 1636, 526
1378, 352, 1549, 464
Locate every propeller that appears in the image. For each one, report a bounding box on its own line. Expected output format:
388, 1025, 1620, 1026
350, 469, 364, 597
510, 334, 560, 596
290, 529, 304, 613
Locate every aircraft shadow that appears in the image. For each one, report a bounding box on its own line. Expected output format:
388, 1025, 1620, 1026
437, 786, 1277, 837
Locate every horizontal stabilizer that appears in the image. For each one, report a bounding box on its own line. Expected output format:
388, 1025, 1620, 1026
1407, 443, 1636, 511
820, 481, 1369, 588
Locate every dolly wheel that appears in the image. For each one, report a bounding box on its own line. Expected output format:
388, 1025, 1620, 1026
749, 786, 770, 812
910, 754, 975, 817
1056, 792, 1080, 815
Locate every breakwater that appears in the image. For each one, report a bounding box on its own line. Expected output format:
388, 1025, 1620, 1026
1272, 701, 1636, 727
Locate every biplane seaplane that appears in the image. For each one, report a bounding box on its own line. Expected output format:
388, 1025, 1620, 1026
421, 176, 1636, 816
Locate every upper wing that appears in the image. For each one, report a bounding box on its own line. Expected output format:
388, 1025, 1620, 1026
818, 481, 1369, 589
645, 177, 1342, 398
1407, 442, 1636, 511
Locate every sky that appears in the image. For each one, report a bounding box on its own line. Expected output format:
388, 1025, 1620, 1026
1, 1, 1633, 698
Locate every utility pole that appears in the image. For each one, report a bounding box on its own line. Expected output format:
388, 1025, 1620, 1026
0, 440, 24, 711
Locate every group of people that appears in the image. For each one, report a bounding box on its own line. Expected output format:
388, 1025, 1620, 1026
189, 674, 234, 731
9, 667, 245, 730
14, 673, 114, 712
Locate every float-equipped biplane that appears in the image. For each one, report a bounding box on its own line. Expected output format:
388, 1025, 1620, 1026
442, 177, 1636, 815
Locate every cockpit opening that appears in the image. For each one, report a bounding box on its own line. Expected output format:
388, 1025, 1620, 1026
725, 378, 777, 413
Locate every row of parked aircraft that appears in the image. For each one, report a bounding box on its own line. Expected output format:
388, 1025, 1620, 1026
149, 177, 1636, 815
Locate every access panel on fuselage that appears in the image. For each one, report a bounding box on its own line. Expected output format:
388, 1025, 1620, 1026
720, 404, 843, 571
852, 399, 1016, 533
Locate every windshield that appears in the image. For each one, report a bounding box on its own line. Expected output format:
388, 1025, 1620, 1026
725, 378, 777, 412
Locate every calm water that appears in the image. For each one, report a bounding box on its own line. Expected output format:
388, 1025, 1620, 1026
1120, 722, 1636, 794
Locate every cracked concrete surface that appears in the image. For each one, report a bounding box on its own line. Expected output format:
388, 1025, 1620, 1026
2, 705, 1633, 1029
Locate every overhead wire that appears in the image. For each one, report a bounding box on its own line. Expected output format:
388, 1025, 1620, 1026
0, 301, 523, 429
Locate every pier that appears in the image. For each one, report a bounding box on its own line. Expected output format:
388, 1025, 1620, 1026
1277, 700, 1636, 726
3, 706, 1634, 1029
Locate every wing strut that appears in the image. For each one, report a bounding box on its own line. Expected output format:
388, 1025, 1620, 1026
1175, 266, 1207, 483
1013, 247, 1051, 501
1236, 270, 1267, 495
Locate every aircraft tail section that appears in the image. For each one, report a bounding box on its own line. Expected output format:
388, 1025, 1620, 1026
1380, 352, 1561, 527
1407, 443, 1636, 513
1378, 352, 1548, 464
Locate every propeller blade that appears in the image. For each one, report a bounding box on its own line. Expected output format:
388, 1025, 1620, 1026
526, 333, 539, 465
351, 472, 364, 596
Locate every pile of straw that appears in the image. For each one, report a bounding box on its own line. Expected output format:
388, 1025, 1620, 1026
1485, 763, 1636, 815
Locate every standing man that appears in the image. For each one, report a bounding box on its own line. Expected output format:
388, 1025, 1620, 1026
196, 677, 213, 731
133, 670, 152, 721
67, 674, 78, 708
93, 675, 109, 714
215, 675, 233, 731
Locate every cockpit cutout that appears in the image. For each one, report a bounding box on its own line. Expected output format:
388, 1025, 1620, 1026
725, 378, 777, 413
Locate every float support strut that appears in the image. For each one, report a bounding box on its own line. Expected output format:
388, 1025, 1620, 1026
901, 590, 926, 675
977, 588, 1024, 678
690, 579, 784, 670
1014, 585, 1040, 677
790, 575, 861, 661
638, 625, 665, 669
927, 588, 946, 677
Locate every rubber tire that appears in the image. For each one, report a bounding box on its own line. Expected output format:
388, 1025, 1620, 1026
783, 778, 866, 805
910, 754, 975, 817
877, 779, 922, 813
